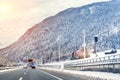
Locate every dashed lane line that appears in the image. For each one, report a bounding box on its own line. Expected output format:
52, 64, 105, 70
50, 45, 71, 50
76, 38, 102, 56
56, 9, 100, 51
40, 70, 63, 80
19, 77, 23, 80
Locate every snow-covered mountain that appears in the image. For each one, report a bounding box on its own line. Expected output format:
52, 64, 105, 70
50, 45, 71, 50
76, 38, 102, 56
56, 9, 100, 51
0, 0, 120, 62
0, 54, 13, 66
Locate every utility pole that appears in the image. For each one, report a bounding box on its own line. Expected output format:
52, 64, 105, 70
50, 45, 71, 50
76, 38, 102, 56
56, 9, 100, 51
58, 44, 60, 61
83, 29, 86, 58
40, 53, 43, 65
41, 52, 44, 64
57, 36, 61, 61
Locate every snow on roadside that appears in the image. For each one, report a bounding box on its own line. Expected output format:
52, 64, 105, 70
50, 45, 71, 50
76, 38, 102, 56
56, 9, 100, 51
41, 67, 120, 80
64, 70, 120, 80
0, 67, 22, 73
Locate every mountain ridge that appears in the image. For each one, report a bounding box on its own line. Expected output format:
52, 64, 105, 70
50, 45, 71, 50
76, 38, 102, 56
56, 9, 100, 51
0, 0, 120, 62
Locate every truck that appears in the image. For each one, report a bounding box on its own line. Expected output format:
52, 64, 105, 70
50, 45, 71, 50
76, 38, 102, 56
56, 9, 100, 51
27, 58, 36, 69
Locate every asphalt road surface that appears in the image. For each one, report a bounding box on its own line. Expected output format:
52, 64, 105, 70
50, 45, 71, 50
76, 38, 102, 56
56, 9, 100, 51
0, 68, 88, 80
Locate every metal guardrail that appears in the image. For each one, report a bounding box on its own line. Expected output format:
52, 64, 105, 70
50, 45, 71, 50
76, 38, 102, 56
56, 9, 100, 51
64, 53, 120, 73
65, 53, 120, 66
43, 53, 120, 73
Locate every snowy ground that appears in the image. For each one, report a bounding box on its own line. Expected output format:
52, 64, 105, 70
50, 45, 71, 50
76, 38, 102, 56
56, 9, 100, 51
90, 49, 120, 58
64, 70, 120, 80
0, 67, 22, 73
41, 67, 120, 80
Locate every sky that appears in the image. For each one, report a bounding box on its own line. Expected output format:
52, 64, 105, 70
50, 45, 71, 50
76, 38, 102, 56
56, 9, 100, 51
0, 0, 110, 48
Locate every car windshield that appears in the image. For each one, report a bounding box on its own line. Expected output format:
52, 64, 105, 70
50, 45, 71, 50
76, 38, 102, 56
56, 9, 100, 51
0, 0, 120, 80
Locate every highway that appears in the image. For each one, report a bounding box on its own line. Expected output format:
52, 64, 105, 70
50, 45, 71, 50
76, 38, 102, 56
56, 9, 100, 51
0, 68, 88, 80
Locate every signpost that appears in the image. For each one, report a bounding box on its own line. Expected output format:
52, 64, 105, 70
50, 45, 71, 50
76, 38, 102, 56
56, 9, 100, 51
94, 36, 98, 55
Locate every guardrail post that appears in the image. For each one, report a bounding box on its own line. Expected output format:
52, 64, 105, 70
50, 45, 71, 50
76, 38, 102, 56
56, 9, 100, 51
107, 64, 109, 72
119, 63, 120, 74
61, 63, 64, 71
113, 64, 115, 73
101, 65, 106, 70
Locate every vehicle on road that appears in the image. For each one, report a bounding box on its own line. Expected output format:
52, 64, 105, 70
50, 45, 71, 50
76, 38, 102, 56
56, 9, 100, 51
27, 58, 36, 69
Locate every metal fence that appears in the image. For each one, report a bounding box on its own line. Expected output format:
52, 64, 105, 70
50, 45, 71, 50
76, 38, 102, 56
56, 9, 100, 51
43, 53, 120, 73
64, 53, 120, 73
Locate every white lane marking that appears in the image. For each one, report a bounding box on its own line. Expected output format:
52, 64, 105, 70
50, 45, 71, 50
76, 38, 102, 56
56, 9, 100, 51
40, 70, 63, 80
19, 77, 23, 80
24, 72, 26, 75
